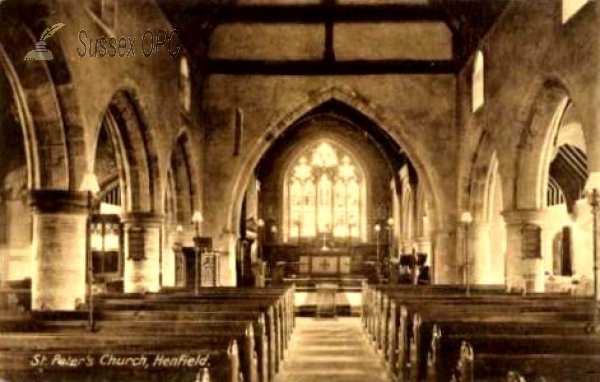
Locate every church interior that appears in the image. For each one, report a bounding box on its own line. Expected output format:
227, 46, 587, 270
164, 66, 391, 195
0, 0, 599, 381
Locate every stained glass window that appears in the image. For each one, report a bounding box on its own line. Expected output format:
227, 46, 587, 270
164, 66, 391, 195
284, 142, 365, 242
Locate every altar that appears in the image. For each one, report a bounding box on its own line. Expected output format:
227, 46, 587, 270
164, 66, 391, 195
299, 252, 351, 276
264, 243, 381, 280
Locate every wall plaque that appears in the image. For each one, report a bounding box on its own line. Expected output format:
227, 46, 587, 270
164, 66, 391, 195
521, 224, 541, 259
127, 227, 146, 261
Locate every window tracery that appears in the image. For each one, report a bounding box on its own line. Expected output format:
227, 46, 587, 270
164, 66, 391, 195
284, 141, 364, 242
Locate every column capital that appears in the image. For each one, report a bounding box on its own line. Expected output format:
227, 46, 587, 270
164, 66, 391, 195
122, 212, 164, 226
431, 228, 453, 236
501, 208, 547, 226
29, 190, 90, 214
467, 223, 491, 237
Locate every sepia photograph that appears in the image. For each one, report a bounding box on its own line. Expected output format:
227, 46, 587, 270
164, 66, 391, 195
0, 0, 599, 381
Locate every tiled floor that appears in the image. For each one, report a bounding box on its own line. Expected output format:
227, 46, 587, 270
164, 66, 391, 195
273, 317, 392, 382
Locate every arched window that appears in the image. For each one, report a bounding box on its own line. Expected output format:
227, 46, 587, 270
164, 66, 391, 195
180, 57, 191, 112
472, 50, 484, 112
284, 141, 365, 242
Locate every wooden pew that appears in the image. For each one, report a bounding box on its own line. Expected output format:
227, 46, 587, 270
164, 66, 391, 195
2, 285, 294, 382
92, 294, 288, 369
0, 332, 241, 382
407, 306, 593, 382
1, 315, 260, 382
368, 285, 594, 382
90, 301, 279, 382
429, 325, 600, 382
455, 339, 600, 382
376, 288, 592, 354
97, 286, 294, 350
93, 288, 293, 379
110, 312, 271, 382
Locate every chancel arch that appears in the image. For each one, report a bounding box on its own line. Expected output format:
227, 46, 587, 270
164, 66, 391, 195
252, 99, 415, 283
227, 86, 447, 285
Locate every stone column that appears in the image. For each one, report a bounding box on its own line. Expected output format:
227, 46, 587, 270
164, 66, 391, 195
432, 229, 455, 284
29, 190, 89, 311
415, 236, 432, 266
161, 227, 178, 287
502, 209, 547, 292
469, 223, 491, 284
222, 233, 237, 286
122, 213, 163, 293
3, 186, 33, 281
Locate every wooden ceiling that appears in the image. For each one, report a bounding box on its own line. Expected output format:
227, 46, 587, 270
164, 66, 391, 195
158, 0, 510, 75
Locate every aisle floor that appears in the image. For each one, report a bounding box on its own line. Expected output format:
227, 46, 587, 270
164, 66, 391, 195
273, 317, 392, 382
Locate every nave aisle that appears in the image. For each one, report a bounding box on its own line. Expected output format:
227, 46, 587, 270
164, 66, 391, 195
273, 317, 391, 382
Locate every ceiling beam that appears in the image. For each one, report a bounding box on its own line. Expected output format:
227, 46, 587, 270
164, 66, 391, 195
206, 59, 458, 75
199, 4, 446, 24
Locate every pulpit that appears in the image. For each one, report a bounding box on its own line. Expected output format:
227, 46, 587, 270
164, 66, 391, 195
180, 237, 220, 290
200, 251, 220, 287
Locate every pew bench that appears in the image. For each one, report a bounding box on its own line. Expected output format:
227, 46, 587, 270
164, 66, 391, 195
366, 286, 595, 382
430, 331, 600, 382
0, 332, 241, 382
455, 341, 600, 382
90, 296, 289, 367
30, 307, 276, 382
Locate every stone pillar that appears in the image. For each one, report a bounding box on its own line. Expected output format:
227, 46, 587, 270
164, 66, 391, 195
29, 190, 89, 311
572, 200, 593, 281
502, 209, 547, 292
161, 228, 178, 287
223, 233, 237, 286
432, 229, 454, 284
415, 236, 432, 266
2, 186, 33, 281
470, 223, 491, 284
122, 213, 163, 293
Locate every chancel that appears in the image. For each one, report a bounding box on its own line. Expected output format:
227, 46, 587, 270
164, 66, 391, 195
1, 0, 600, 381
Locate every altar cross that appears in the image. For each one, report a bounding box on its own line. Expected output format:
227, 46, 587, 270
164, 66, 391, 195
319, 258, 332, 271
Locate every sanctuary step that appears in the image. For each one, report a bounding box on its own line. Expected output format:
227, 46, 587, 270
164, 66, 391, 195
282, 277, 365, 316
273, 317, 391, 382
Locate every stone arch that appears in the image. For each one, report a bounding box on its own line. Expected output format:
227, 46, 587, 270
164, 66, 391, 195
227, 85, 444, 240
397, 164, 417, 251
415, 180, 430, 239
165, 128, 200, 225
0, 20, 86, 190
516, 79, 575, 210
94, 89, 160, 213
469, 132, 497, 223
467, 130, 507, 284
